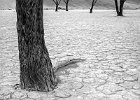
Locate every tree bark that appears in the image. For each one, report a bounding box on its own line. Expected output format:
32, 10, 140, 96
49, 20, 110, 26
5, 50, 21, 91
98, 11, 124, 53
16, 0, 57, 92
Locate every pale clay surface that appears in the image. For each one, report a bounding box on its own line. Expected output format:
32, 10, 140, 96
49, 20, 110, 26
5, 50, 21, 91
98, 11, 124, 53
0, 10, 140, 100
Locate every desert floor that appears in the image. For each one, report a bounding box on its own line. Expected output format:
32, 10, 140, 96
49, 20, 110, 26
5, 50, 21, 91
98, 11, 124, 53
0, 10, 140, 100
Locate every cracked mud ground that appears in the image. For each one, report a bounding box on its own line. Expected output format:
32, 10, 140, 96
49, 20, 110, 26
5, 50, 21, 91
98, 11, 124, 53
0, 10, 140, 100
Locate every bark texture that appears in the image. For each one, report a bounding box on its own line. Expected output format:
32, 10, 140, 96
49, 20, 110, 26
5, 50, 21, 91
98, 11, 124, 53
16, 0, 57, 92
114, 0, 126, 16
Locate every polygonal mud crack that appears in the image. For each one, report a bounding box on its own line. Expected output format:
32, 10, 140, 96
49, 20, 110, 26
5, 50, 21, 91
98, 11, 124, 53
96, 82, 124, 95
54, 89, 71, 98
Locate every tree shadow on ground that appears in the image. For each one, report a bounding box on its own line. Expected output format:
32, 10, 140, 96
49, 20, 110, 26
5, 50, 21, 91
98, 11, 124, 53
54, 58, 86, 83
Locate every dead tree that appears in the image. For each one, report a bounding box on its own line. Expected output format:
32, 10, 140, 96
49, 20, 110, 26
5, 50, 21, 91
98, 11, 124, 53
52, 0, 61, 12
16, 0, 57, 92
114, 0, 126, 16
63, 0, 70, 11
90, 0, 98, 13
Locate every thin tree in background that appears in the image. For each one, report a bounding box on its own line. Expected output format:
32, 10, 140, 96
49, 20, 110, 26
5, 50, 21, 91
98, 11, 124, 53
114, 0, 126, 16
90, 0, 98, 13
16, 0, 57, 91
52, 0, 61, 12
63, 0, 70, 11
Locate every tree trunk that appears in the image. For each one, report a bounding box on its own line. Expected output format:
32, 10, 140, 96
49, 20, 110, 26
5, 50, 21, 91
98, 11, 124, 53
66, 3, 68, 11
114, 0, 119, 16
119, 0, 125, 16
90, 6, 93, 13
90, 0, 95, 13
114, 0, 126, 16
16, 0, 57, 92
55, 4, 58, 12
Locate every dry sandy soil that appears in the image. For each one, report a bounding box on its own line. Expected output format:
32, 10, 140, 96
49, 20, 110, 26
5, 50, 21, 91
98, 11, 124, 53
0, 10, 140, 100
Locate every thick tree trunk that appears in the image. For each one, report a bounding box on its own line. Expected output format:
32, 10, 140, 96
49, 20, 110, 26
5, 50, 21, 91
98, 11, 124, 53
55, 4, 58, 12
66, 3, 68, 11
16, 0, 57, 92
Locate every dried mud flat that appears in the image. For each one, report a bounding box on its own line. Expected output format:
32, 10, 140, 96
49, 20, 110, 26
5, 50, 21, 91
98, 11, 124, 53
0, 10, 140, 100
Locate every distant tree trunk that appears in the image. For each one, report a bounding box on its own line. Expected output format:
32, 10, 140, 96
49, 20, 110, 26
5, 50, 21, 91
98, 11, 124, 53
63, 0, 70, 11
90, 1, 94, 13
52, 0, 61, 12
56, 4, 58, 12
90, 0, 97, 13
90, 6, 93, 13
114, 0, 119, 15
16, 0, 57, 92
66, 3, 68, 11
114, 0, 126, 16
119, 0, 125, 16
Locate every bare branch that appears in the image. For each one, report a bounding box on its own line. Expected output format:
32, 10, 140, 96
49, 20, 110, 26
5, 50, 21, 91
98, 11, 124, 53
63, 0, 70, 4
52, 0, 57, 4
94, 0, 98, 5
58, 0, 61, 4
52, 0, 61, 5
63, 0, 67, 3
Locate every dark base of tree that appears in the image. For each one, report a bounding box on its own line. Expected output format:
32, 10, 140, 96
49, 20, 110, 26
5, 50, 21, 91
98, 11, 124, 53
114, 0, 125, 16
117, 14, 123, 16
90, 6, 93, 13
66, 5, 68, 11
55, 5, 58, 12
20, 82, 57, 92
117, 12, 123, 16
90, 9, 93, 13
20, 49, 58, 92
